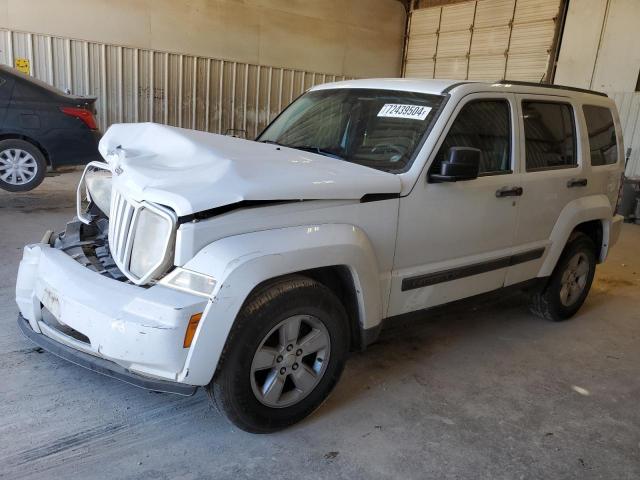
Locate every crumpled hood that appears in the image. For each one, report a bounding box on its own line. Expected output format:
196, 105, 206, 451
98, 123, 401, 217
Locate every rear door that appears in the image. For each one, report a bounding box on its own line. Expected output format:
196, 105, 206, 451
506, 95, 585, 285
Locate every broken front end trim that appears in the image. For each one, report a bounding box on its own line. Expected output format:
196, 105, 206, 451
18, 314, 198, 396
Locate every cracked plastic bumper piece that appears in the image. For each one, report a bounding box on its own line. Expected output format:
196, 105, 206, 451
18, 314, 197, 396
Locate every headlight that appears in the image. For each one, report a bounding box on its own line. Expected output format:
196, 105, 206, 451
128, 206, 175, 279
159, 268, 217, 297
85, 169, 112, 216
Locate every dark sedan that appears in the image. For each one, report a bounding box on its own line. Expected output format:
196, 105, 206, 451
0, 65, 101, 191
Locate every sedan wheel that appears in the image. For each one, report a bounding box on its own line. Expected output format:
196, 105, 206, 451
0, 148, 38, 186
0, 140, 47, 192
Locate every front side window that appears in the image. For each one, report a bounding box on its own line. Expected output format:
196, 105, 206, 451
258, 88, 444, 172
523, 101, 577, 171
583, 105, 618, 166
431, 100, 512, 175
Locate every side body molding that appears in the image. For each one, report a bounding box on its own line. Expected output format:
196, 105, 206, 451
538, 194, 614, 277
178, 223, 383, 386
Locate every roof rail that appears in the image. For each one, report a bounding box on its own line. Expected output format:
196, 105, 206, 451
496, 80, 608, 98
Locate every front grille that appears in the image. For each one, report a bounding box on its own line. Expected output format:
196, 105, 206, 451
108, 188, 137, 270
107, 188, 177, 285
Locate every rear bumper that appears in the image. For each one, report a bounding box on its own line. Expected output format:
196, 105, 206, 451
18, 314, 197, 396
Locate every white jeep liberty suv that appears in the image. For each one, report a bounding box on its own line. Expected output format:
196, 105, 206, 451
16, 79, 625, 432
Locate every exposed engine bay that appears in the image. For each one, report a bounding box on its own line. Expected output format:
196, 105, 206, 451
52, 213, 128, 282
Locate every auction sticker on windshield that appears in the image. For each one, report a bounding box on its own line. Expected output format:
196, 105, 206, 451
377, 104, 431, 120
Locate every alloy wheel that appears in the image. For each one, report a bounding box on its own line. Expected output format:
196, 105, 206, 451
250, 314, 331, 408
559, 251, 590, 307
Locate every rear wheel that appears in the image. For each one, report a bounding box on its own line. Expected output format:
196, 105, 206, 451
530, 232, 597, 321
207, 275, 350, 433
0, 139, 47, 192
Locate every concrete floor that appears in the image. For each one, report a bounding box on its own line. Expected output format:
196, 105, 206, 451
1, 171, 639, 480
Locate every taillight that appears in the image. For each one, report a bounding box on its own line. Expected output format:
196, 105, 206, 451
60, 106, 98, 130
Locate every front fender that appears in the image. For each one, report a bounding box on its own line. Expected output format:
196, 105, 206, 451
538, 194, 614, 277
177, 223, 382, 386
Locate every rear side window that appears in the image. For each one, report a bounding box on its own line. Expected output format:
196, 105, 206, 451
583, 105, 618, 166
523, 101, 577, 171
432, 100, 512, 175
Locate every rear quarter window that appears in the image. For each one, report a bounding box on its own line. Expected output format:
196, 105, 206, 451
583, 105, 618, 166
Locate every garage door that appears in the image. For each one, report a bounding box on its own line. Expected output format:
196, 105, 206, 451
404, 0, 562, 82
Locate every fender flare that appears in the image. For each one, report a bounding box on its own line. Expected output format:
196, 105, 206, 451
538, 194, 614, 277
177, 223, 383, 385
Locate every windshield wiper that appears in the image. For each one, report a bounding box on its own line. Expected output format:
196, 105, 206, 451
259, 139, 282, 146
287, 145, 345, 160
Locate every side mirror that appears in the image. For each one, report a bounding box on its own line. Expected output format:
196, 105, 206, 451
429, 147, 481, 182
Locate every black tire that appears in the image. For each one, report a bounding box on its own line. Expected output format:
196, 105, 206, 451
0, 139, 47, 192
530, 232, 597, 322
207, 275, 350, 433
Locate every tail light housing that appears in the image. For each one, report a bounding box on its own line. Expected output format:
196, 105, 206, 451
60, 106, 98, 130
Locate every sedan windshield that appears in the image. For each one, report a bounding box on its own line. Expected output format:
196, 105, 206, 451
257, 88, 444, 172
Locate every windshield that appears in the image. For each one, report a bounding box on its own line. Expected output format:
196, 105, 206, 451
257, 88, 444, 172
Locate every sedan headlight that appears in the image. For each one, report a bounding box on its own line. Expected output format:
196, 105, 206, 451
159, 268, 217, 297
128, 206, 175, 280
85, 168, 112, 216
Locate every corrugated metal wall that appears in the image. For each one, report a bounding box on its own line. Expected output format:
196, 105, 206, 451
609, 92, 640, 177
0, 29, 349, 138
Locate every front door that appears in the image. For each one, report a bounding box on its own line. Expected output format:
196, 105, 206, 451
389, 93, 522, 317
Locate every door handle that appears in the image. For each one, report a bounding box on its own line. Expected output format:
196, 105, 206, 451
495, 186, 523, 198
567, 178, 588, 188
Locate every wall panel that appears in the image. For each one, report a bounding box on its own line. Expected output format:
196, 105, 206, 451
609, 92, 640, 177
0, 29, 349, 136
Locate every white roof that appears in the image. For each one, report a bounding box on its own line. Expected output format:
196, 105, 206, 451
309, 78, 610, 102
310, 78, 467, 95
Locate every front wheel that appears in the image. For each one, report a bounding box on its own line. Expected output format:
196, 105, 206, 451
530, 232, 597, 321
207, 275, 350, 433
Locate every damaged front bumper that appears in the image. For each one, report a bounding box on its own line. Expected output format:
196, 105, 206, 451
15, 236, 208, 393
17, 314, 196, 395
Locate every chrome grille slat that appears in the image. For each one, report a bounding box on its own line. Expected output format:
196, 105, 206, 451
122, 207, 139, 265
109, 190, 123, 255
116, 203, 134, 262
109, 189, 135, 272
